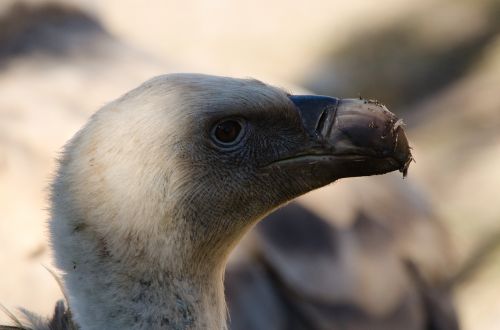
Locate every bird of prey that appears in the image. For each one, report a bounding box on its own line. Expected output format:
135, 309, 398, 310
1, 73, 411, 329
226, 173, 459, 330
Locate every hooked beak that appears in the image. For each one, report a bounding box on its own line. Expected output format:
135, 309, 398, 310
269, 95, 413, 180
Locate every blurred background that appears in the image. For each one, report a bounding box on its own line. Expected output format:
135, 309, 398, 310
0, 0, 499, 329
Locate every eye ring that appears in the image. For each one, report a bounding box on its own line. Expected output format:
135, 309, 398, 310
211, 118, 246, 147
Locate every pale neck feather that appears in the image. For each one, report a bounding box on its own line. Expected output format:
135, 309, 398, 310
51, 208, 229, 330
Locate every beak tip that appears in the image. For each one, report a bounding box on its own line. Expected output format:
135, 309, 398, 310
337, 98, 414, 177
392, 126, 413, 177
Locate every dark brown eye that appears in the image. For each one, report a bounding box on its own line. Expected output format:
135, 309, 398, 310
212, 120, 244, 145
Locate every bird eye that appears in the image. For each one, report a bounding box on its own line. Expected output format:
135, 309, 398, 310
211, 119, 244, 146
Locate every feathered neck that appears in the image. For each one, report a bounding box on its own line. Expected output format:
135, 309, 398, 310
51, 212, 228, 330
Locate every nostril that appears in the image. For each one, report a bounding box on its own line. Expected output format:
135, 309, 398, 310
315, 108, 328, 135
289, 95, 340, 138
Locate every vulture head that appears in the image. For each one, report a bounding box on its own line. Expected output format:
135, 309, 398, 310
49, 73, 411, 329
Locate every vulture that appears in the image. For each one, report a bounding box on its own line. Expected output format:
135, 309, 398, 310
1, 73, 411, 329
225, 174, 460, 330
